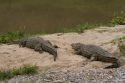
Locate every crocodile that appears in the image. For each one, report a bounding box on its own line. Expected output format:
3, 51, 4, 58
71, 43, 120, 69
118, 40, 125, 56
19, 37, 58, 61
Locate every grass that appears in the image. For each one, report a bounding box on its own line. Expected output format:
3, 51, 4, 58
116, 36, 125, 41
58, 23, 99, 33
0, 30, 49, 44
0, 31, 28, 44
0, 23, 99, 44
110, 10, 125, 25
0, 23, 114, 44
0, 65, 38, 80
111, 36, 125, 43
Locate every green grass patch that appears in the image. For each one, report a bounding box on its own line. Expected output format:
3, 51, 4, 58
116, 36, 125, 41
111, 36, 125, 43
0, 31, 28, 44
58, 23, 99, 33
0, 22, 117, 44
0, 65, 38, 80
0, 31, 49, 44
110, 10, 125, 25
0, 23, 99, 44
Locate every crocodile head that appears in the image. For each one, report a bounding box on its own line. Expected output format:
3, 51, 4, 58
19, 38, 27, 47
71, 43, 82, 50
118, 40, 125, 56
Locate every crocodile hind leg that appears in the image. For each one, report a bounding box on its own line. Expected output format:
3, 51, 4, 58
46, 40, 52, 45
46, 40, 58, 48
34, 44, 43, 53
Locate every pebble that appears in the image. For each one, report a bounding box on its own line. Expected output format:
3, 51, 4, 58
1, 66, 125, 83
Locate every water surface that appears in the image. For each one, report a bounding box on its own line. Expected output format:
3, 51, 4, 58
0, 0, 125, 33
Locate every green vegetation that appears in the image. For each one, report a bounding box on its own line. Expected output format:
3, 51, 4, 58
116, 36, 125, 41
0, 23, 99, 44
0, 65, 38, 80
112, 36, 125, 43
111, 10, 125, 25
58, 23, 99, 33
0, 31, 26, 44
0, 10, 125, 44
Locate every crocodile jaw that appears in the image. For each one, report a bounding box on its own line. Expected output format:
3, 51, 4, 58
71, 43, 82, 50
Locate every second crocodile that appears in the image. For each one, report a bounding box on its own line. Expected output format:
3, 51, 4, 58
71, 43, 120, 69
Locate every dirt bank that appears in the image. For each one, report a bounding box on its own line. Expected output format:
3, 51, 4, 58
0, 25, 125, 71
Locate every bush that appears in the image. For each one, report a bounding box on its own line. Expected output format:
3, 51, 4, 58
0, 65, 38, 80
0, 31, 26, 44
111, 10, 125, 25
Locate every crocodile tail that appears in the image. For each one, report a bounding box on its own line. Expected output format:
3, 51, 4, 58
104, 59, 121, 69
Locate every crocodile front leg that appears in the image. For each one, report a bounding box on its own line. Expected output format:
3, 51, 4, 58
46, 40, 58, 48
75, 50, 82, 55
46, 40, 52, 45
90, 54, 98, 61
34, 43, 43, 53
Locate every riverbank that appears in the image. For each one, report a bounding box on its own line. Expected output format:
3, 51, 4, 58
0, 25, 125, 82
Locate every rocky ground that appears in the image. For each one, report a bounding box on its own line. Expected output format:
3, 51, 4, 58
4, 65, 125, 83
1, 25, 125, 83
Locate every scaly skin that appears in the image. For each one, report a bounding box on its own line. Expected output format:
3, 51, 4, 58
118, 40, 125, 56
71, 43, 120, 69
19, 37, 58, 61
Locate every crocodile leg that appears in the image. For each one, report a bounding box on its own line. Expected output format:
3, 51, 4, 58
46, 40, 58, 48
34, 43, 43, 53
90, 54, 98, 61
54, 55, 57, 61
53, 45, 59, 48
46, 40, 52, 45
75, 50, 82, 55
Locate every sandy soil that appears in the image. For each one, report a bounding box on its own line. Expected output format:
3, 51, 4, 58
0, 25, 125, 71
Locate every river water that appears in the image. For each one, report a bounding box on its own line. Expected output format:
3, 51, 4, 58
0, 0, 125, 33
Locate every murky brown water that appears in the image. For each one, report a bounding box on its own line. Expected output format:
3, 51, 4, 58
0, 0, 125, 33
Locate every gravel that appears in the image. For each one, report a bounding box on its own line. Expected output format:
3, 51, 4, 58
0, 65, 124, 83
